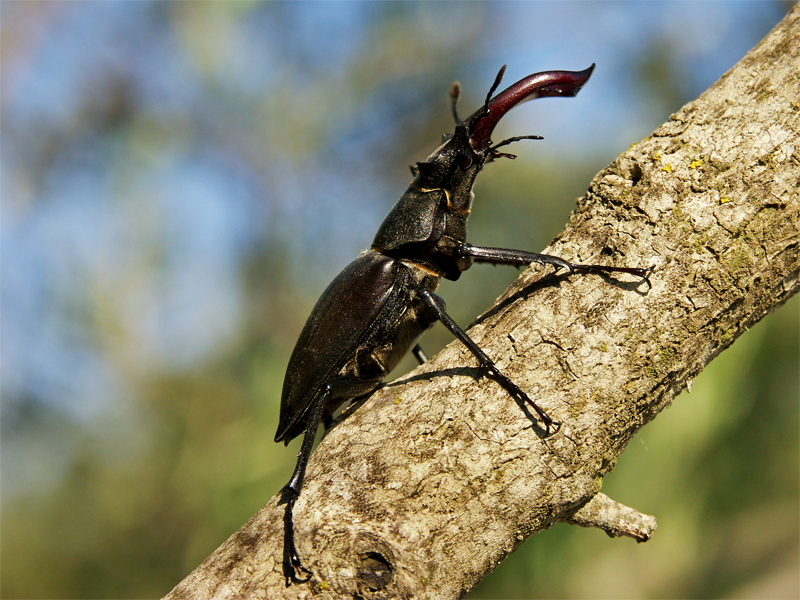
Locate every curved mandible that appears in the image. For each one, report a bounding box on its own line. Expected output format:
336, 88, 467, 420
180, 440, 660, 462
466, 64, 595, 151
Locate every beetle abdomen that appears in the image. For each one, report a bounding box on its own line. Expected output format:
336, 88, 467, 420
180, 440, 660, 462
275, 252, 438, 444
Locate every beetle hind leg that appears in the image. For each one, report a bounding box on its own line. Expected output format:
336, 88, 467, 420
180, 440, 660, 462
281, 386, 329, 584
281, 377, 384, 584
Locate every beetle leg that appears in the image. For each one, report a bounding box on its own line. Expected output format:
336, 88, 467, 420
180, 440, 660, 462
282, 377, 384, 584
455, 243, 654, 284
412, 343, 429, 364
417, 288, 559, 435
282, 384, 329, 584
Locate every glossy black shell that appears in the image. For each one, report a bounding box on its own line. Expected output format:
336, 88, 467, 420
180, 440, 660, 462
275, 251, 439, 444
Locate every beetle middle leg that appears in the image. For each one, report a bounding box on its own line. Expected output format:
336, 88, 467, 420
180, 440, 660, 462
416, 288, 559, 434
412, 344, 429, 364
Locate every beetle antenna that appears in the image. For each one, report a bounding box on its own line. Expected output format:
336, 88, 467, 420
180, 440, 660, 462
468, 65, 507, 136
450, 81, 462, 124
484, 65, 507, 114
488, 134, 544, 160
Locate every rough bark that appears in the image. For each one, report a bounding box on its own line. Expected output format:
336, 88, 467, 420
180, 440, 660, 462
165, 6, 800, 600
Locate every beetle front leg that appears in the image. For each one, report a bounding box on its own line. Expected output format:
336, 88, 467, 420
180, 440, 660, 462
455, 243, 653, 283
417, 288, 559, 435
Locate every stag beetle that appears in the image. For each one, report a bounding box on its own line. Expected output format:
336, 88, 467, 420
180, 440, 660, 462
275, 64, 652, 582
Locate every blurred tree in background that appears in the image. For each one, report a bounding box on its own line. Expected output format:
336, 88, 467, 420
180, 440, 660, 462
1, 2, 796, 598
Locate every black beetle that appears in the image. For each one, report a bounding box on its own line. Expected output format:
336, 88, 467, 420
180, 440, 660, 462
275, 64, 652, 582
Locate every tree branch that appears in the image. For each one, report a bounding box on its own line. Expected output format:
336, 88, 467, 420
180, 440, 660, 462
165, 6, 799, 599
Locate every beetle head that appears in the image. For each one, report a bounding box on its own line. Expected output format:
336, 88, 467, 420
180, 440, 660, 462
372, 66, 595, 279
411, 64, 596, 209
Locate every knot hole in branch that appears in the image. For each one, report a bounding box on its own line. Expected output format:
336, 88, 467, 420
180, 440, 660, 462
358, 551, 393, 593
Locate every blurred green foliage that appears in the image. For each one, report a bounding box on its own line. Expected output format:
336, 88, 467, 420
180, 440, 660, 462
1, 2, 796, 598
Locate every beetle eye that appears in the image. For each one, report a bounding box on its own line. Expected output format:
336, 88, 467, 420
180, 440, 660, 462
457, 148, 473, 170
